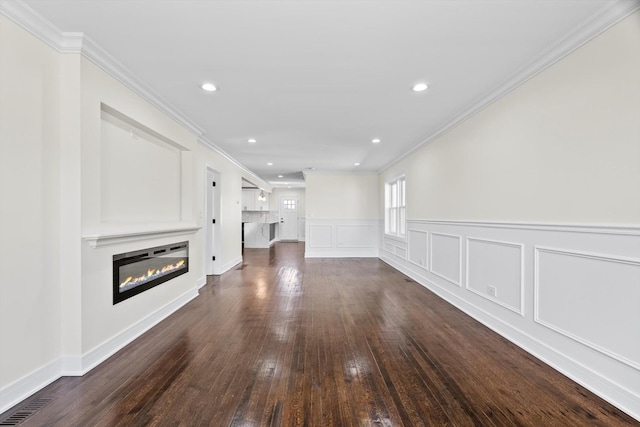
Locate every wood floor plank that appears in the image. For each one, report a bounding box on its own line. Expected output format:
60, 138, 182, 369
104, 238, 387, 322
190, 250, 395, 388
4, 242, 638, 426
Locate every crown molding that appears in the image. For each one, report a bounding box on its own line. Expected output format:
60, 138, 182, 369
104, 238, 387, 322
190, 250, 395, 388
1, 0, 206, 139
80, 36, 205, 136
1, 0, 65, 50
198, 136, 273, 192
378, 0, 640, 174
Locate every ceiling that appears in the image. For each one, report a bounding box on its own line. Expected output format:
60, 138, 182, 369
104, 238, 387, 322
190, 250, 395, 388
21, 0, 620, 187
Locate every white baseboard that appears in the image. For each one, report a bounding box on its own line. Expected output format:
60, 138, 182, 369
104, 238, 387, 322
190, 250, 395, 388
0, 287, 198, 415
0, 358, 61, 414
379, 219, 640, 421
77, 287, 198, 375
213, 255, 242, 275
197, 276, 206, 289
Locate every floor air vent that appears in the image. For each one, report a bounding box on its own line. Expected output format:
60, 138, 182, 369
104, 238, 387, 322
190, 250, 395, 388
0, 398, 53, 426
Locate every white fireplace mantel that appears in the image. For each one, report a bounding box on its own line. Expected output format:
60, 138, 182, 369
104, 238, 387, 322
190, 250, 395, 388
82, 223, 200, 248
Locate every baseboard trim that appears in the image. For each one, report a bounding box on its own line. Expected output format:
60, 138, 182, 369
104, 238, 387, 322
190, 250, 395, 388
77, 287, 198, 375
197, 276, 206, 289
379, 253, 640, 422
0, 287, 198, 415
0, 358, 61, 414
213, 256, 242, 275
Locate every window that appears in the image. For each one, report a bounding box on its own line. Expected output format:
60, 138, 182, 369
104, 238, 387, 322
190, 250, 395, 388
283, 199, 296, 210
385, 175, 406, 238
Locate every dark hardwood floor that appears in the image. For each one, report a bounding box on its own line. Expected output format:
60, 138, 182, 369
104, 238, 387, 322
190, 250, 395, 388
3, 242, 637, 426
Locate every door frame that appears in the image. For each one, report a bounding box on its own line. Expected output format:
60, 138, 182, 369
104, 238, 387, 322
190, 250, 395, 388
279, 196, 299, 242
205, 166, 221, 276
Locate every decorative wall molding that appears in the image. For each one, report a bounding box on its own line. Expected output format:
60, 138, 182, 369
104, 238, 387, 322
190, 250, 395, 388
378, 0, 640, 173
534, 246, 640, 371
466, 237, 524, 315
407, 229, 429, 269
381, 219, 640, 420
306, 219, 379, 258
405, 219, 640, 236
82, 224, 200, 248
0, 0, 269, 193
429, 232, 462, 287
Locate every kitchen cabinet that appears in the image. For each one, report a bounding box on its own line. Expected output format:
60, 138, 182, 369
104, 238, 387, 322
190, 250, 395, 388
242, 189, 269, 211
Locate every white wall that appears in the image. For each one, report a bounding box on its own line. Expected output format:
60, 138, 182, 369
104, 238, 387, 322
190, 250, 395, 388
382, 12, 640, 225
306, 173, 378, 220
0, 16, 63, 407
380, 12, 640, 420
79, 57, 200, 356
305, 173, 379, 257
0, 12, 247, 412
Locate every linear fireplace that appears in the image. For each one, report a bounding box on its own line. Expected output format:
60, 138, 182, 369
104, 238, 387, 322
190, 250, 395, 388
113, 241, 189, 304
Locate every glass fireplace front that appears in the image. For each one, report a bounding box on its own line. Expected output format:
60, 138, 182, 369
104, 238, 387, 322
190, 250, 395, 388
113, 241, 189, 304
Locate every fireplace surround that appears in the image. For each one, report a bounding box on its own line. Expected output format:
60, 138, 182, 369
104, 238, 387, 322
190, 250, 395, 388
113, 241, 189, 304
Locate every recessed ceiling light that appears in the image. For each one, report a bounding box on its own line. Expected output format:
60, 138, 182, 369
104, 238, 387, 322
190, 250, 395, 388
267, 162, 273, 166
371, 138, 381, 144
288, 186, 292, 189
354, 162, 360, 166
278, 175, 283, 178
248, 138, 256, 143
201, 83, 217, 92
412, 82, 429, 92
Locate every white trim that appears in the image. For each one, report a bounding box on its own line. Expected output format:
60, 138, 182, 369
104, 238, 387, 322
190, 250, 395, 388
465, 237, 525, 316
378, 0, 640, 173
197, 276, 207, 289
81, 36, 204, 136
0, 286, 198, 414
0, 0, 71, 51
0, 1, 271, 194
213, 256, 243, 275
534, 246, 640, 371
407, 219, 640, 236
199, 137, 272, 192
379, 252, 640, 422
77, 287, 198, 375
429, 232, 462, 287
82, 224, 199, 248
0, 358, 61, 414
407, 229, 429, 270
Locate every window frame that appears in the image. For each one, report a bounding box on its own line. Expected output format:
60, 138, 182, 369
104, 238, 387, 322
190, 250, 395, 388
384, 174, 406, 240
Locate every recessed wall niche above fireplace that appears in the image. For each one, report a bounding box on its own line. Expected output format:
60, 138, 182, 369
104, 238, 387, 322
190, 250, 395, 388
113, 242, 189, 304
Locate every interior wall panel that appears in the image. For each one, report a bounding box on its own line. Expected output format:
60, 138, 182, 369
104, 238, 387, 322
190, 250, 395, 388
430, 232, 462, 286
467, 238, 523, 314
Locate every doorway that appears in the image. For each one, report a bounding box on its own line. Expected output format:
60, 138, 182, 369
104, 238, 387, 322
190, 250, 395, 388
205, 167, 221, 275
279, 197, 299, 241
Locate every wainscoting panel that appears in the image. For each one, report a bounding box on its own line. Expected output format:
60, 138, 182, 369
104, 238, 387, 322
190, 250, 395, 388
308, 225, 332, 248
430, 232, 462, 286
336, 224, 376, 248
535, 247, 640, 370
408, 229, 428, 269
306, 219, 379, 257
379, 220, 640, 420
467, 238, 523, 314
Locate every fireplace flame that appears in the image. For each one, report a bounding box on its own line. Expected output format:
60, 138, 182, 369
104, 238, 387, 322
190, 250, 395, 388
119, 259, 187, 289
